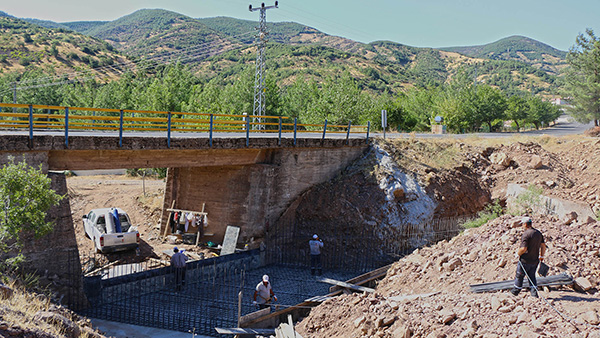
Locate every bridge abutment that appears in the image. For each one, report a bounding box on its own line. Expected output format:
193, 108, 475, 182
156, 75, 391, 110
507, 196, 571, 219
160, 147, 367, 243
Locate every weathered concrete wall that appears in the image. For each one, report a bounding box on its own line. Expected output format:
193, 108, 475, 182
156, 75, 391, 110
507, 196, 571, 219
160, 147, 367, 243
507, 183, 596, 220
19, 171, 85, 308
0, 151, 49, 172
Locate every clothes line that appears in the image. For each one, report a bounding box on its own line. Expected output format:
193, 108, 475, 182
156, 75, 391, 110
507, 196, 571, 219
166, 208, 207, 216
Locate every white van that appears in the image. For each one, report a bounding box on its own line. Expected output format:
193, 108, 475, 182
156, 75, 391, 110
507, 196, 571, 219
83, 208, 139, 253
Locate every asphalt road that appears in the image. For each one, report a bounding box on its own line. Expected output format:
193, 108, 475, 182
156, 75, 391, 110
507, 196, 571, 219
376, 115, 594, 139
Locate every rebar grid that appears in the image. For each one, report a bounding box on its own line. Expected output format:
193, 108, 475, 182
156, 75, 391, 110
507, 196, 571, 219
65, 216, 472, 336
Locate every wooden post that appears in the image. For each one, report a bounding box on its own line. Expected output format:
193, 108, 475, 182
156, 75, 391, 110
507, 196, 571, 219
195, 203, 206, 246
237, 291, 242, 327
163, 200, 176, 238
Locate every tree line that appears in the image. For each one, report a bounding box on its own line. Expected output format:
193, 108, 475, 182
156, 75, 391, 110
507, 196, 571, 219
0, 62, 563, 133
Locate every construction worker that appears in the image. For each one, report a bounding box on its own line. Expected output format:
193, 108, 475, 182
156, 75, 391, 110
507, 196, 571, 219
510, 217, 546, 298
170, 247, 188, 292
309, 234, 324, 275
253, 274, 277, 310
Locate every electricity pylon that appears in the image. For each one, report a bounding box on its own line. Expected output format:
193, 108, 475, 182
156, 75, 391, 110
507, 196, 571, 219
249, 1, 278, 130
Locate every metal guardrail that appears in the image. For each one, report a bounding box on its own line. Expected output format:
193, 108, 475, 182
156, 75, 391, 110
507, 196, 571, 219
0, 103, 370, 148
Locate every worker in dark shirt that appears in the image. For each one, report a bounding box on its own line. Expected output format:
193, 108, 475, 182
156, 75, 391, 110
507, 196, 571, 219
511, 217, 546, 298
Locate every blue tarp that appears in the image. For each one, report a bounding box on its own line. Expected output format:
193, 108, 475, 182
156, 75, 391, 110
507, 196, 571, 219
110, 208, 122, 233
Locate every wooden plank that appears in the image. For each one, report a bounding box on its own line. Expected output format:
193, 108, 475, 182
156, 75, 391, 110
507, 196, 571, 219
195, 203, 206, 246
304, 295, 334, 303
215, 327, 275, 335
239, 308, 271, 327
329, 264, 391, 293
84, 260, 121, 277
166, 208, 208, 216
317, 277, 375, 293
242, 267, 389, 328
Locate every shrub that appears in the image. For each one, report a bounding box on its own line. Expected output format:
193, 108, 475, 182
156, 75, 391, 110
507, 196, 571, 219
462, 200, 503, 229
509, 184, 544, 215
18, 57, 31, 66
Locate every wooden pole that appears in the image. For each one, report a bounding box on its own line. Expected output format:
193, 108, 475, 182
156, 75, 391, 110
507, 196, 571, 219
237, 291, 242, 327
162, 200, 176, 238
195, 203, 206, 246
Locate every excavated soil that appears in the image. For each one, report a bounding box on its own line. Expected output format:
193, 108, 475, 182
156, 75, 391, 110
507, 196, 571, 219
296, 214, 600, 338
294, 136, 600, 338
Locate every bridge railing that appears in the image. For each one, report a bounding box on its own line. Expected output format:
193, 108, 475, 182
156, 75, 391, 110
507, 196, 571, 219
0, 103, 370, 147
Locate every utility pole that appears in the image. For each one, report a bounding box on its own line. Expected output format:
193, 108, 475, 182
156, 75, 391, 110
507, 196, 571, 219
249, 1, 278, 130
12, 82, 17, 115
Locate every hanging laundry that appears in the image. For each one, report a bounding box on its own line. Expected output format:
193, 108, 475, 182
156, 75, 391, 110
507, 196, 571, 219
169, 212, 177, 233
193, 215, 203, 227
185, 213, 194, 232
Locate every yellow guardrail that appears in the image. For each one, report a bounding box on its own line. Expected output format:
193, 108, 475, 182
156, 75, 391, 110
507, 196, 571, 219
0, 103, 371, 148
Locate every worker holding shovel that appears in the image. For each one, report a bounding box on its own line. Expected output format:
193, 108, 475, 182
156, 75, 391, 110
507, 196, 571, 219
253, 274, 278, 310
510, 217, 547, 298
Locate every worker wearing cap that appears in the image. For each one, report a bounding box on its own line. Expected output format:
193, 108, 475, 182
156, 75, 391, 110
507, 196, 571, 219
170, 247, 188, 292
253, 274, 277, 309
511, 217, 546, 298
309, 234, 324, 276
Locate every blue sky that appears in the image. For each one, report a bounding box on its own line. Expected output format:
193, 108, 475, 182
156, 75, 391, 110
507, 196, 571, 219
3, 0, 599, 51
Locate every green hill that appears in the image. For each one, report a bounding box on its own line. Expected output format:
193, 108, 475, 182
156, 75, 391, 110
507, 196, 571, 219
0, 15, 126, 79
1, 9, 562, 97
21, 18, 70, 30
61, 21, 108, 34
81, 9, 230, 57
440, 35, 567, 75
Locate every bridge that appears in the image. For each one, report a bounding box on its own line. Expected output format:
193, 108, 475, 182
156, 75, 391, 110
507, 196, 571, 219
0, 102, 371, 309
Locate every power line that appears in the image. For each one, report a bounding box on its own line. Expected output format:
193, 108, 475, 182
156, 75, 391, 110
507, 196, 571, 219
0, 31, 255, 97
278, 3, 378, 43
12, 31, 255, 88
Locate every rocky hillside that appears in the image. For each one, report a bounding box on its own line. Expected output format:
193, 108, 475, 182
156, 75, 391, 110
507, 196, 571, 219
271, 139, 491, 265
0, 282, 107, 338
297, 215, 600, 338
294, 136, 600, 337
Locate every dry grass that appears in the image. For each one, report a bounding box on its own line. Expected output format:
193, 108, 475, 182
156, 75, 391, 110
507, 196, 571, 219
382, 138, 465, 171
0, 280, 98, 337
1, 281, 58, 335
376, 134, 590, 173
137, 190, 164, 211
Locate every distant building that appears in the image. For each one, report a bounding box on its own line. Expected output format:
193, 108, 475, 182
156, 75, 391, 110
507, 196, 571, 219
550, 98, 570, 106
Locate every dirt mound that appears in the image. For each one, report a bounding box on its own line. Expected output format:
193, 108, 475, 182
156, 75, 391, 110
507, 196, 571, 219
477, 140, 600, 214
584, 127, 600, 137
297, 215, 600, 337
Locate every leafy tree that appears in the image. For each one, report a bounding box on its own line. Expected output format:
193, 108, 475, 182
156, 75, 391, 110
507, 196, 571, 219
525, 95, 561, 129
0, 158, 62, 270
394, 87, 439, 131
475, 85, 507, 132
564, 29, 600, 126
505, 96, 529, 131
280, 77, 320, 120
140, 63, 198, 113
